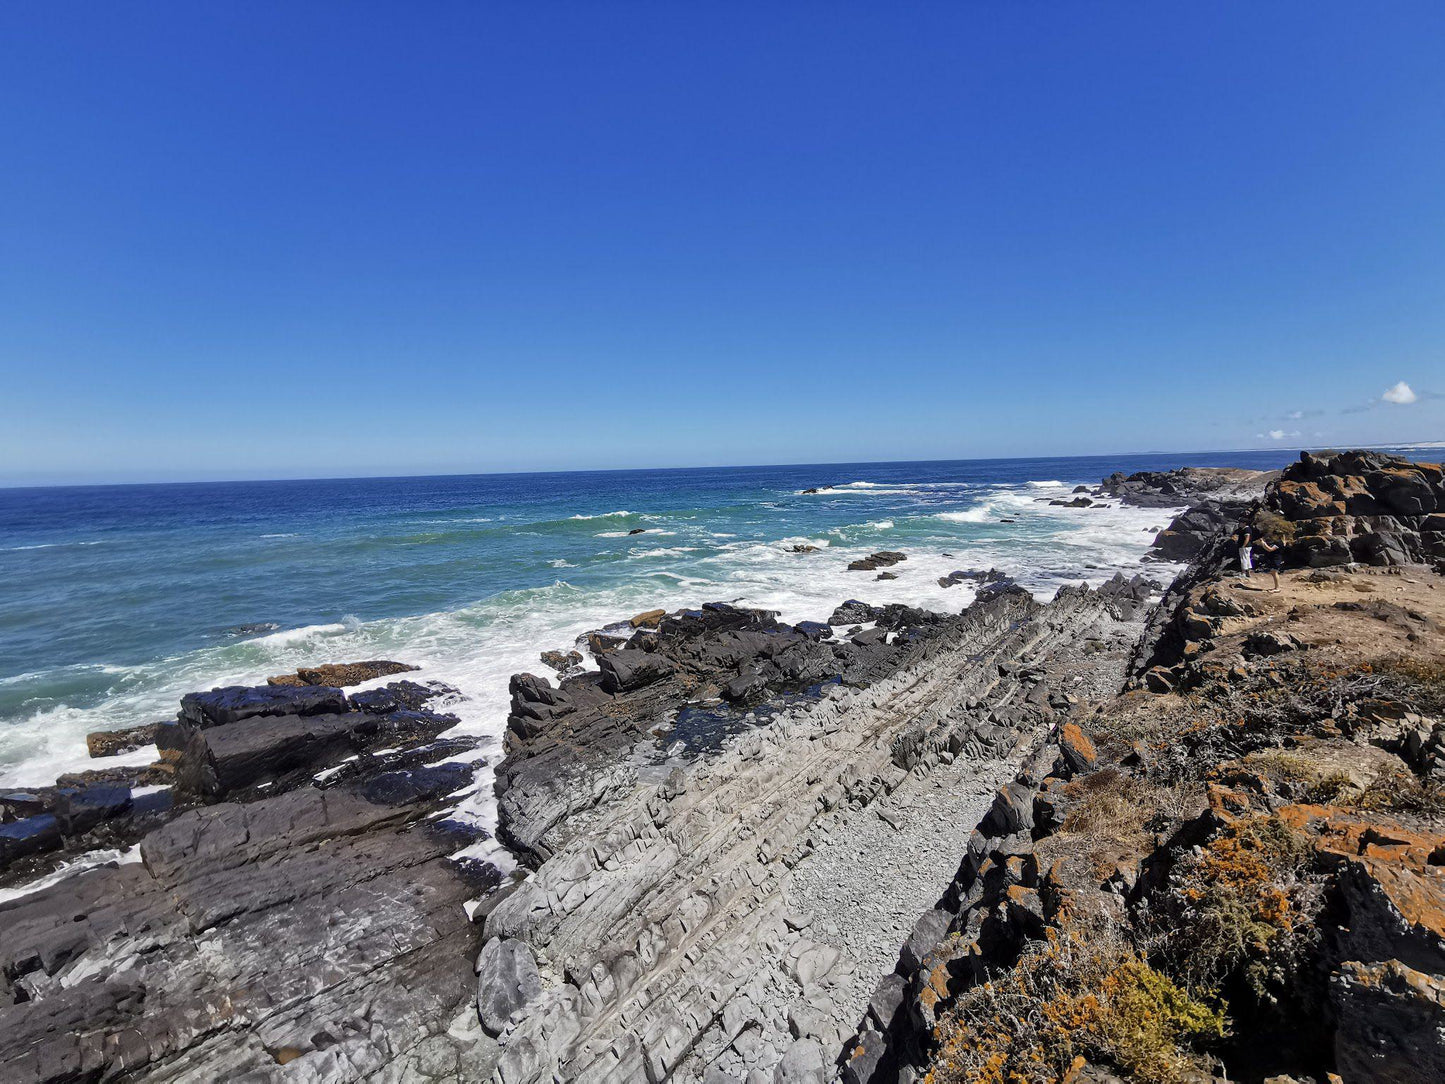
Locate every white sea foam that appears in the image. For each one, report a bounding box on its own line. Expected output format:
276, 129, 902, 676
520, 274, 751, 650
935, 505, 998, 523
0, 480, 1182, 844
0, 845, 141, 905
4, 540, 107, 552
570, 510, 633, 520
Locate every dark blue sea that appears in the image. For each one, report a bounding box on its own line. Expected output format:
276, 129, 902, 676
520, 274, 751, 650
0, 451, 1301, 794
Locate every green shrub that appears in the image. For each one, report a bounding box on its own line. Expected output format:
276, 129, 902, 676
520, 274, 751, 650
1152, 814, 1321, 998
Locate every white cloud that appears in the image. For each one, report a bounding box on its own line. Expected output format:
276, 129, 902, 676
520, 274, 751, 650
1287, 410, 1303, 420
1383, 381, 1418, 404
1258, 429, 1300, 441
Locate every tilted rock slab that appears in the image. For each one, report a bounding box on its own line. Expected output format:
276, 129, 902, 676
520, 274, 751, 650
479, 585, 1111, 1082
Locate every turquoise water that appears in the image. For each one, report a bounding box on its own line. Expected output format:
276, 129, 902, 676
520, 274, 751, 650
0, 452, 1297, 794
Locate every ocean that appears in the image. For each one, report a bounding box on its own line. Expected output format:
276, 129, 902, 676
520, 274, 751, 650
0, 451, 1299, 826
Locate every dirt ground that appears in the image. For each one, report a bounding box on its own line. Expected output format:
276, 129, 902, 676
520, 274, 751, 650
1202, 564, 1443, 667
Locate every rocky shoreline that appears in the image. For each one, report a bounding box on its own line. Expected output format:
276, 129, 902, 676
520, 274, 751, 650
2, 452, 1443, 1082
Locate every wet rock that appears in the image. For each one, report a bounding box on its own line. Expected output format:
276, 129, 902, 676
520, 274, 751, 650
359, 763, 475, 806
178, 683, 349, 729
540, 649, 583, 673
267, 660, 419, 688
0, 813, 62, 863
85, 723, 159, 759
598, 649, 674, 693
847, 551, 906, 572
829, 600, 876, 626
348, 679, 457, 715
630, 609, 667, 629
0, 784, 486, 1079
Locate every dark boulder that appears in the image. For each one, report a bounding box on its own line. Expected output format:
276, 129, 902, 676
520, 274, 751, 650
179, 684, 348, 729
357, 763, 474, 806
598, 649, 674, 694
848, 551, 907, 572
349, 679, 455, 715
829, 600, 876, 626
0, 813, 62, 863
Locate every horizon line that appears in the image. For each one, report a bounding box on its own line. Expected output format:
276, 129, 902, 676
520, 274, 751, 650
3, 441, 1438, 494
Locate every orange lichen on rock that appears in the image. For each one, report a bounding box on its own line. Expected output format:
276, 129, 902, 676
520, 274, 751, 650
1059, 721, 1098, 774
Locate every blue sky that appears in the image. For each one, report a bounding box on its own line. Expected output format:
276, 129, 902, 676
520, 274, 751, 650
2, 2, 1443, 484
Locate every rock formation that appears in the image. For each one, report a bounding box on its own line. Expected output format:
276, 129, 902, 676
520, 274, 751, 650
4, 451, 1442, 1084
1099, 465, 1278, 508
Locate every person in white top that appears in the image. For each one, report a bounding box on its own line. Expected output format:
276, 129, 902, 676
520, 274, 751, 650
1239, 531, 1282, 591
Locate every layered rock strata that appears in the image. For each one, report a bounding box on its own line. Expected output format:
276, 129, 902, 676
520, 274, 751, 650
479, 583, 1147, 1082
0, 677, 498, 1083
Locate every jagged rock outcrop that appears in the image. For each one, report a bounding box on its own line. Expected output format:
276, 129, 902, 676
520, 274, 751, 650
1100, 465, 1277, 508
1148, 499, 1254, 562
495, 600, 964, 864
156, 679, 461, 800
479, 583, 1142, 1082
848, 551, 907, 572
0, 668, 500, 1082
1262, 450, 1445, 568
908, 459, 1445, 1084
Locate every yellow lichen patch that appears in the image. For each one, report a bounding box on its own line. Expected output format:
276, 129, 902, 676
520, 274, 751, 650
1154, 813, 1320, 996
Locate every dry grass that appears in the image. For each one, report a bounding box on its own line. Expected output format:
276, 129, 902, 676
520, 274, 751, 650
927, 925, 1224, 1084
1251, 510, 1298, 545
1054, 768, 1202, 877
1351, 764, 1445, 817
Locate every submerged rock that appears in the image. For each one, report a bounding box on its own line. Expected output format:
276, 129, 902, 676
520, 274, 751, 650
848, 551, 907, 572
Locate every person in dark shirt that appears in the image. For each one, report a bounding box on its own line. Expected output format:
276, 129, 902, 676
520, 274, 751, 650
1244, 531, 1282, 591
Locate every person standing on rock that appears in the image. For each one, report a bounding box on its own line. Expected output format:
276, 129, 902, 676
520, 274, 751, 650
1239, 531, 1281, 591
1251, 534, 1282, 591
